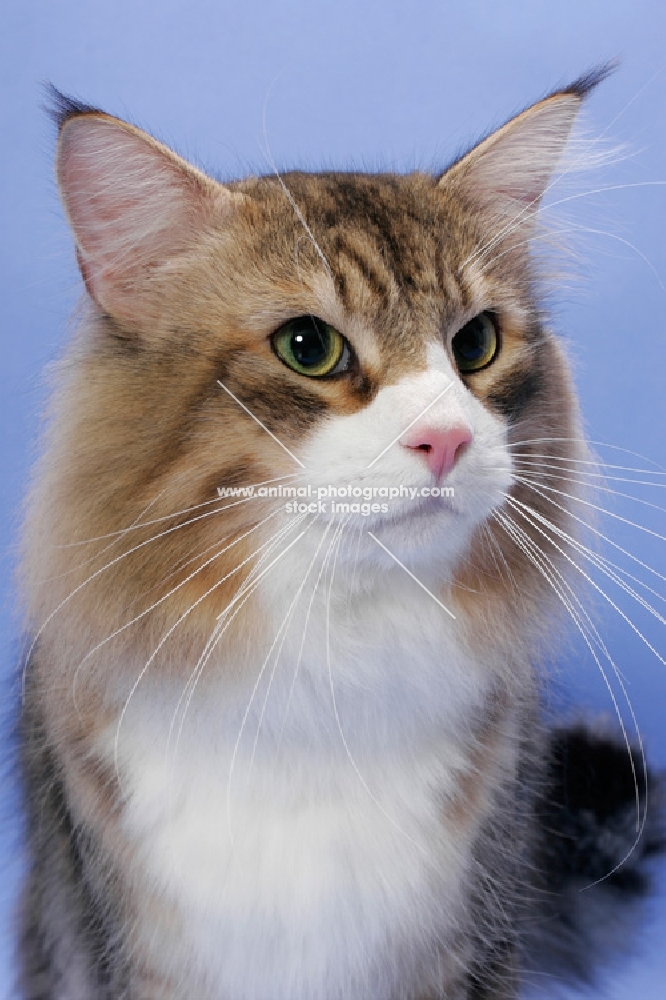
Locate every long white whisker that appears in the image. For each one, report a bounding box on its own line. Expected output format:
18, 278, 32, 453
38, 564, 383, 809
513, 464, 666, 494
113, 516, 309, 785
510, 452, 666, 477
512, 478, 666, 544
50, 488, 168, 576
57, 472, 301, 547
366, 382, 454, 469
514, 461, 666, 500
217, 381, 306, 468
246, 518, 333, 780
163, 518, 313, 839
167, 514, 309, 764
512, 474, 666, 586
510, 482, 666, 620
366, 532, 456, 620
464, 179, 666, 275
21, 488, 283, 700
508, 438, 666, 475
261, 84, 333, 280
325, 518, 430, 859
276, 520, 337, 750
223, 519, 314, 871
473, 218, 576, 276
480, 521, 521, 598
477, 222, 665, 293
503, 494, 666, 669
71, 508, 285, 716
494, 508, 646, 855
542, 179, 666, 214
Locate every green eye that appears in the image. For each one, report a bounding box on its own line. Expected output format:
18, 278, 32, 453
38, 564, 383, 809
451, 312, 499, 373
272, 316, 350, 378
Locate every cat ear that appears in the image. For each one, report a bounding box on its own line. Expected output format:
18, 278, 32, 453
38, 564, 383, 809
440, 68, 611, 218
55, 99, 242, 328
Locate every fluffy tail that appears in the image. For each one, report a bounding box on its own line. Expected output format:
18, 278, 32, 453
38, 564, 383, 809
526, 724, 666, 986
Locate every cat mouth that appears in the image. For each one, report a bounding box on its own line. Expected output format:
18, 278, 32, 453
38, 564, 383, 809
363, 494, 459, 530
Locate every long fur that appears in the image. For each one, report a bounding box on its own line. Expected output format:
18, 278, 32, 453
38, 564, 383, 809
17, 76, 664, 999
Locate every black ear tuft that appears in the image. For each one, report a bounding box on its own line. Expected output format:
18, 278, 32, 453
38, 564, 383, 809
562, 61, 619, 100
44, 84, 102, 131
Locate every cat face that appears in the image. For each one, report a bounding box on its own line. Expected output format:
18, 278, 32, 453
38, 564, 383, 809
21, 83, 595, 660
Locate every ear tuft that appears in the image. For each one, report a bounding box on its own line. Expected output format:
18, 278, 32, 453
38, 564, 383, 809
560, 61, 618, 100
44, 84, 102, 131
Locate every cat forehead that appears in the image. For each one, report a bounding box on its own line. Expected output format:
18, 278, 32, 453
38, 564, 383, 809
226, 170, 529, 374
235, 170, 472, 296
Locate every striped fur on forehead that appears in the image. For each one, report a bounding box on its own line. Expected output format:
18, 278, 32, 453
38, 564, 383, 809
229, 167, 549, 388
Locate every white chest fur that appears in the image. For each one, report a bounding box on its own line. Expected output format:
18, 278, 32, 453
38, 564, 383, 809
114, 571, 501, 998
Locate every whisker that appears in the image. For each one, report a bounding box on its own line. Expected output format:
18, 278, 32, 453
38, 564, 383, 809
473, 219, 578, 276
71, 508, 285, 716
48, 488, 168, 577
222, 516, 315, 869
503, 494, 666, 669
261, 85, 333, 280
513, 457, 666, 491
56, 472, 301, 547
463, 178, 666, 277
508, 474, 666, 606
166, 514, 309, 765
277, 521, 337, 750
493, 508, 646, 855
510, 452, 666, 476
21, 488, 283, 700
113, 515, 309, 785
477, 222, 665, 292
512, 476, 666, 544
247, 517, 334, 781
459, 153, 569, 271
510, 481, 666, 619
324, 517, 430, 860
508, 438, 666, 475
124, 529, 247, 607
479, 521, 521, 597
542, 179, 666, 214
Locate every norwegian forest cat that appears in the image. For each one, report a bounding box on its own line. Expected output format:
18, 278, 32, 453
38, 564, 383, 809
17, 70, 665, 998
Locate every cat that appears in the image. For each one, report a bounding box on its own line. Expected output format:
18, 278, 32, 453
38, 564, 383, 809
17, 70, 664, 999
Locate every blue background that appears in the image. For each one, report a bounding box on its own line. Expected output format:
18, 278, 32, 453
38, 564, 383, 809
1, 1, 665, 996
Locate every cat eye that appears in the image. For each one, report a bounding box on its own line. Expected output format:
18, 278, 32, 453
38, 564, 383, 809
451, 312, 499, 374
271, 316, 351, 378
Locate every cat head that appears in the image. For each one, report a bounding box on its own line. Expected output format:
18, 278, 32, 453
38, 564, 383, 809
21, 74, 606, 667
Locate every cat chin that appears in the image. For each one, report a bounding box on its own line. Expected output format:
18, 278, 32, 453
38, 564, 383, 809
300, 498, 487, 575
366, 511, 478, 571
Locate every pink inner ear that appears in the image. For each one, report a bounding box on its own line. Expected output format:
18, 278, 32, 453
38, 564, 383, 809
449, 94, 582, 213
56, 116, 214, 322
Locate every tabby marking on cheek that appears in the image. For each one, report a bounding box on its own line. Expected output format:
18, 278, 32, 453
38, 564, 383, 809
216, 380, 307, 468
486, 363, 545, 421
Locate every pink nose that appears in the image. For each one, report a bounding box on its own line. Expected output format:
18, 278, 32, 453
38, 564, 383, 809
401, 424, 472, 481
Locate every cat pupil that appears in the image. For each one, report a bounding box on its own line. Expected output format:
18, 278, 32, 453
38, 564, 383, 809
292, 321, 327, 366
457, 318, 485, 359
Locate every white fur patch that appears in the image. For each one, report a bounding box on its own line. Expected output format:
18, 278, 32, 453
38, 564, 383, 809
115, 575, 493, 998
